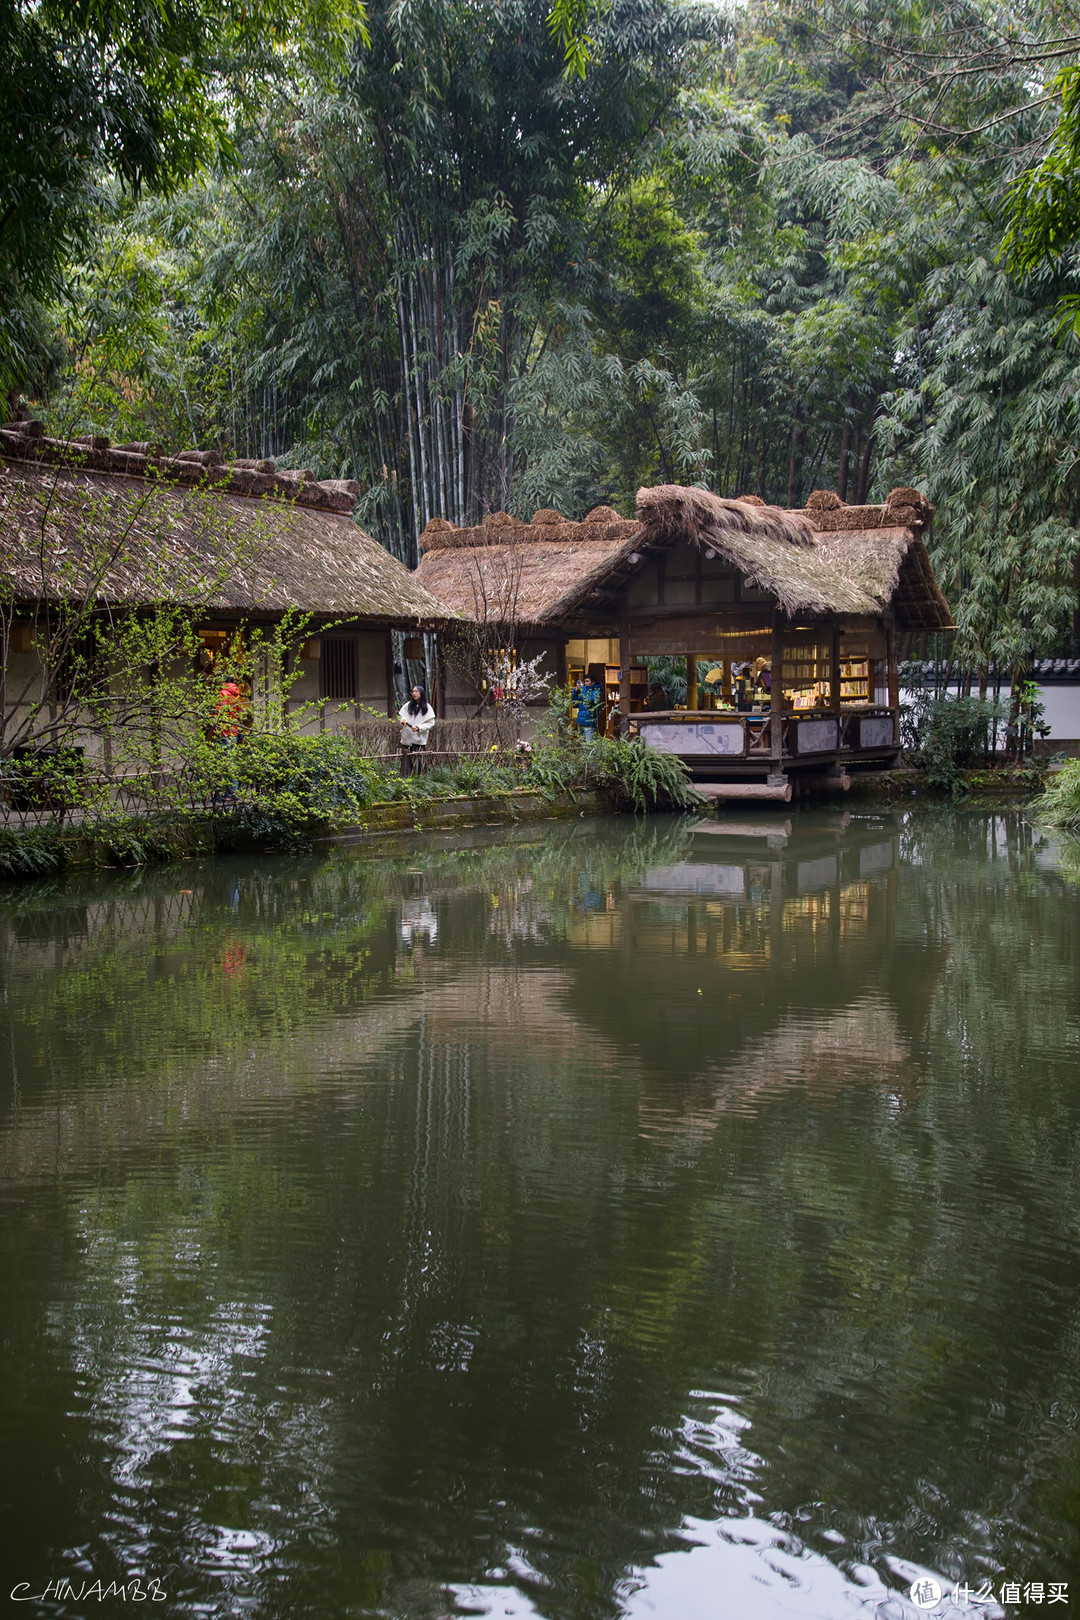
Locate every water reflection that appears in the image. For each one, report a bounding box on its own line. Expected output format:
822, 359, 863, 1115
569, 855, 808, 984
0, 810, 1078, 1618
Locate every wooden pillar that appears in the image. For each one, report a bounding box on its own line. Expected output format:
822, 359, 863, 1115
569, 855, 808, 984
619, 598, 632, 738
722, 658, 732, 706
432, 636, 445, 720
385, 630, 396, 718
886, 621, 899, 743
282, 643, 294, 733
829, 622, 841, 715
686, 653, 698, 712
770, 616, 786, 766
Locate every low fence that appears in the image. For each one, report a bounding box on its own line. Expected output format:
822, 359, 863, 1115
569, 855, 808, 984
347, 713, 525, 768
0, 763, 228, 828
1, 716, 534, 827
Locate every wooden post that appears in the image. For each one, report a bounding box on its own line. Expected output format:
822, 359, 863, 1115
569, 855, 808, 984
829, 622, 841, 716
619, 597, 632, 738
385, 630, 396, 719
886, 622, 899, 743
770, 616, 786, 767
686, 653, 698, 712
432, 637, 444, 720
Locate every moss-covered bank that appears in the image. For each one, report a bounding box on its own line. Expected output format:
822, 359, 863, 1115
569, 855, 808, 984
0, 789, 616, 882
848, 765, 1047, 802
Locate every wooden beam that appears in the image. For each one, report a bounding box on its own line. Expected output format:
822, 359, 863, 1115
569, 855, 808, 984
627, 605, 773, 624
695, 780, 793, 803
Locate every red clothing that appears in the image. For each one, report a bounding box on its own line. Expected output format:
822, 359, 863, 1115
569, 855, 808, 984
215, 682, 244, 738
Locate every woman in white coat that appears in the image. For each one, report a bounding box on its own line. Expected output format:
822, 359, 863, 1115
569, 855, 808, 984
398, 684, 436, 773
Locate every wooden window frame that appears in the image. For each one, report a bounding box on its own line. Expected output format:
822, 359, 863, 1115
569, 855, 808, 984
320, 636, 359, 702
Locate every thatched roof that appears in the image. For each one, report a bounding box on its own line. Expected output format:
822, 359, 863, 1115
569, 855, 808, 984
416, 505, 641, 624
0, 449, 454, 626
0, 422, 362, 513
639, 484, 952, 628
415, 487, 952, 631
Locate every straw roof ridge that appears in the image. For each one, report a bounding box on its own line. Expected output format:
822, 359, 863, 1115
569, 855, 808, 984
800, 485, 936, 533
0, 426, 361, 515
636, 484, 818, 550
0, 458, 455, 624
419, 504, 637, 553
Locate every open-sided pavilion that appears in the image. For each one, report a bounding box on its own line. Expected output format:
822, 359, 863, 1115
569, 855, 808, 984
415, 482, 952, 799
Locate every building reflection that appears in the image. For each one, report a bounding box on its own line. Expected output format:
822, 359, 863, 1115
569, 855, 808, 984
550, 812, 944, 1131
1, 814, 1066, 1620
0, 814, 947, 1187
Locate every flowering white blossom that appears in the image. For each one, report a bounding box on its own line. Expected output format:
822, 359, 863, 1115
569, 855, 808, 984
481, 650, 551, 714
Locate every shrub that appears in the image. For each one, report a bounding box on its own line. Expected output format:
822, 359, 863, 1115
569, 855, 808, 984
96, 815, 191, 867
901, 689, 1006, 796
520, 694, 703, 810
414, 756, 519, 797
213, 732, 380, 844
367, 754, 520, 803
1033, 759, 1080, 832
523, 744, 585, 800
592, 736, 705, 813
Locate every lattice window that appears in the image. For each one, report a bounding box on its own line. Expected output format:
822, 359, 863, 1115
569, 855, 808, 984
321, 637, 358, 701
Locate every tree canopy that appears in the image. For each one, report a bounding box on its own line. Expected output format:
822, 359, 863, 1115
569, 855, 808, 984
10, 0, 1080, 672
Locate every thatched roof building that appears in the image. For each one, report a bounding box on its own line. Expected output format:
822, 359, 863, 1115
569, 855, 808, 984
1, 426, 452, 625
415, 485, 951, 631
417, 482, 952, 793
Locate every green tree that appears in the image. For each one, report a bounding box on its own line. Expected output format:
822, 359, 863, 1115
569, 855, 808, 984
44, 0, 727, 554
0, 0, 365, 399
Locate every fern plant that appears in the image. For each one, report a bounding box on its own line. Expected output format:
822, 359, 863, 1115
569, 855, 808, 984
593, 737, 705, 813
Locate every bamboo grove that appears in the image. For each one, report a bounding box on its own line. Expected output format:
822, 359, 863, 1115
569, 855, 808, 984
8, 0, 1080, 676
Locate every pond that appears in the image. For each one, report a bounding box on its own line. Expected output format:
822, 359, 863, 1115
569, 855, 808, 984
1, 807, 1079, 1619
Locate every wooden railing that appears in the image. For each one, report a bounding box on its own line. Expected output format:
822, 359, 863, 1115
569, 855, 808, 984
630, 706, 897, 760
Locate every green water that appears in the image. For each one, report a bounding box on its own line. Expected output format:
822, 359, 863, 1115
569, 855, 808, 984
2, 808, 1079, 1620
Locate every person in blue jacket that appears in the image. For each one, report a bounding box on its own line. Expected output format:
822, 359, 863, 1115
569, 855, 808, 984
572, 678, 602, 741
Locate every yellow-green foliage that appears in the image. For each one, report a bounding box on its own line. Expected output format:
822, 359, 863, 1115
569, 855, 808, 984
1033, 759, 1080, 832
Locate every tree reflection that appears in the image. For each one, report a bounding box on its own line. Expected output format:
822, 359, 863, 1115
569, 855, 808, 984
1, 810, 1079, 1616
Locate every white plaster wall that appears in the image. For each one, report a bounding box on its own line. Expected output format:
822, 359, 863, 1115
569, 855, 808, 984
909, 679, 1080, 749
4, 629, 396, 756
356, 632, 390, 708
1034, 684, 1080, 741
284, 631, 391, 732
